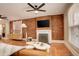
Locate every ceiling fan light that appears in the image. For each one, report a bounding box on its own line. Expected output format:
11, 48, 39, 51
35, 10, 38, 14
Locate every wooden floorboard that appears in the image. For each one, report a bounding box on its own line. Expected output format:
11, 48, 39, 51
50, 43, 72, 56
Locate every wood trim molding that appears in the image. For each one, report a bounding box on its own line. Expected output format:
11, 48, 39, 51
64, 41, 79, 56
52, 40, 64, 43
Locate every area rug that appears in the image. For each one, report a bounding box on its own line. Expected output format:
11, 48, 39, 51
0, 42, 25, 56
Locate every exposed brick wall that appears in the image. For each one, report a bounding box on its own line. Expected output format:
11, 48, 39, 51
22, 18, 36, 39
10, 14, 64, 40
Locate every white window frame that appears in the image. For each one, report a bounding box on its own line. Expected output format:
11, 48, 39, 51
69, 12, 79, 49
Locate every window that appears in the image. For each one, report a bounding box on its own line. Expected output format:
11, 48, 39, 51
69, 12, 79, 48
13, 21, 22, 34
0, 24, 2, 35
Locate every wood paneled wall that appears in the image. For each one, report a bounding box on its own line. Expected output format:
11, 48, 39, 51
10, 14, 64, 40
51, 15, 64, 40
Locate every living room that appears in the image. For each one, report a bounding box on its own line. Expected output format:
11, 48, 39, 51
0, 3, 79, 56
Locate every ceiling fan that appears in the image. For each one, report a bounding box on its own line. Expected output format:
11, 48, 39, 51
0, 15, 7, 19
27, 3, 46, 13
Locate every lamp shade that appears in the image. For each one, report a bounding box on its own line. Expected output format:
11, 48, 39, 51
22, 23, 27, 28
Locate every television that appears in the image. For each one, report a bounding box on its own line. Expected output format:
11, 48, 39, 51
37, 20, 49, 28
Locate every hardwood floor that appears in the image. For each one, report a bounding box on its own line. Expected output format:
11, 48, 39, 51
50, 43, 72, 56
0, 39, 72, 56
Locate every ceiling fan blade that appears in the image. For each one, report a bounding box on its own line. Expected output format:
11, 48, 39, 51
1, 17, 7, 19
0, 15, 2, 17
27, 3, 35, 9
37, 3, 45, 9
0, 15, 7, 19
27, 10, 35, 12
38, 10, 46, 12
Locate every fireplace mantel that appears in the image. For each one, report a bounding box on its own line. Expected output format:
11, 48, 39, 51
36, 30, 52, 44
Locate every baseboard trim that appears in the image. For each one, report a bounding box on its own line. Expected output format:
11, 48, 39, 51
64, 42, 79, 56
52, 40, 64, 43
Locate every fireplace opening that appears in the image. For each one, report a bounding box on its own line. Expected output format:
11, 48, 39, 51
37, 30, 52, 44
39, 34, 48, 43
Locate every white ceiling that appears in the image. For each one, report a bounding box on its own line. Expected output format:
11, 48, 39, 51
0, 3, 68, 20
